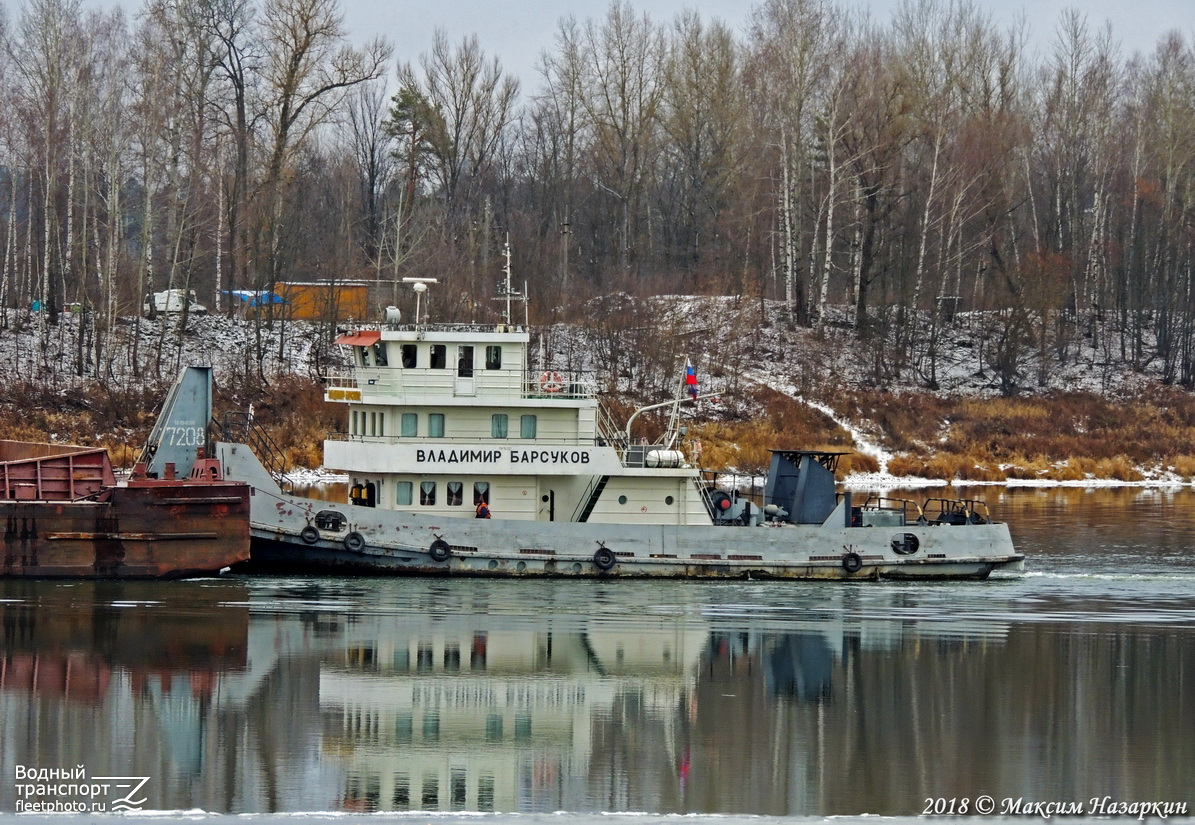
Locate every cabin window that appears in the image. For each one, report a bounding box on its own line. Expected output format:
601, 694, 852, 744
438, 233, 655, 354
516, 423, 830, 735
457, 345, 474, 377
372, 342, 388, 366
429, 413, 445, 437
473, 481, 489, 505
401, 412, 417, 437
396, 481, 413, 506
491, 414, 508, 438
430, 345, 447, 369
378, 414, 385, 437
447, 481, 463, 506
351, 410, 359, 435
359, 346, 371, 366
401, 344, 417, 368
369, 412, 377, 436
485, 346, 502, 370
420, 481, 436, 506
520, 415, 537, 438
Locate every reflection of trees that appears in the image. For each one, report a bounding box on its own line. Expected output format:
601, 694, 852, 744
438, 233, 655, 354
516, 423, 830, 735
663, 627, 1195, 816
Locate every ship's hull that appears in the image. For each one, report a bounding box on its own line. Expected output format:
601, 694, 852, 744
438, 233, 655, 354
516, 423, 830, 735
218, 442, 1022, 581
247, 533, 1016, 580
1, 482, 252, 579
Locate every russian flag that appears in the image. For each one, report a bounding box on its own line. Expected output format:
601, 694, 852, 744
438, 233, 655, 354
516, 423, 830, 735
685, 361, 698, 400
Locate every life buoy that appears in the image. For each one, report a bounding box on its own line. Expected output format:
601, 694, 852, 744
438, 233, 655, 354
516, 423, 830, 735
429, 538, 452, 562
593, 546, 616, 571
842, 551, 863, 574
344, 531, 366, 552
300, 525, 320, 544
539, 371, 565, 393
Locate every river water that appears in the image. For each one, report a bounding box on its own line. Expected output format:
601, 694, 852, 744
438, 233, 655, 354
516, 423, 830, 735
1, 486, 1193, 819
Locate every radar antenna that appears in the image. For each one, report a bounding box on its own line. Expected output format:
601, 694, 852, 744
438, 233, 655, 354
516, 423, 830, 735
402, 277, 438, 326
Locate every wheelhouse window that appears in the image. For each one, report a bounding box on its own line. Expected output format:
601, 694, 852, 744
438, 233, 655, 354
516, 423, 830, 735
401, 344, 417, 368
396, 481, 413, 506
447, 482, 463, 506
401, 412, 417, 437
430, 345, 447, 369
520, 415, 537, 438
473, 481, 489, 505
359, 346, 371, 366
491, 414, 508, 438
420, 481, 436, 506
485, 346, 501, 370
372, 342, 388, 366
429, 413, 445, 438
457, 345, 474, 377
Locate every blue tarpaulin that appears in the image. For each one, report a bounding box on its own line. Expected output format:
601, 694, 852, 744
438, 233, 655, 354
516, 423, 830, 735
223, 290, 288, 307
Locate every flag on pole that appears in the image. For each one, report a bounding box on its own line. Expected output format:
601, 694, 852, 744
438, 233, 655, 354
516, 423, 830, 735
685, 360, 698, 400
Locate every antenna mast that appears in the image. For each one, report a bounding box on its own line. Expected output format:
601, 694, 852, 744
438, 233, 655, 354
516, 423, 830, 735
493, 234, 527, 327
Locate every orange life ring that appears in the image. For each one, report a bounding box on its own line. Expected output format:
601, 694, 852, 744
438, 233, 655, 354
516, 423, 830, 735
539, 371, 565, 393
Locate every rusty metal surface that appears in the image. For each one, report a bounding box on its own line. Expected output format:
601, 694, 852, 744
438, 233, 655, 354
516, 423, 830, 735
1, 480, 251, 579
0, 440, 116, 501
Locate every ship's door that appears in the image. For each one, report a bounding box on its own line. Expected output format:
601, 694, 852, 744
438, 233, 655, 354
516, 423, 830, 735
455, 345, 476, 396
538, 485, 556, 521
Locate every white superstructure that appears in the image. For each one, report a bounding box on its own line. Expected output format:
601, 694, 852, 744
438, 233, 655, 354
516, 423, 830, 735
324, 318, 710, 529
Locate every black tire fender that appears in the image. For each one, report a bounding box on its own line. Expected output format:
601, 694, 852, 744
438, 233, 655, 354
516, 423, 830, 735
429, 538, 452, 562
300, 525, 320, 544
842, 551, 863, 574
344, 531, 366, 553
593, 546, 616, 571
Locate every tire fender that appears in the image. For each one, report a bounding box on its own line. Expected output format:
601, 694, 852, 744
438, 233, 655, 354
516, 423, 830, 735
429, 538, 452, 562
593, 546, 616, 571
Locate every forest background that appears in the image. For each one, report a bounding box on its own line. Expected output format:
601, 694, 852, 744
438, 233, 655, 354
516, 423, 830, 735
3, 0, 1195, 483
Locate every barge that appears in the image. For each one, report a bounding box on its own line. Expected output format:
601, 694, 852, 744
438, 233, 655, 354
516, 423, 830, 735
1, 368, 251, 578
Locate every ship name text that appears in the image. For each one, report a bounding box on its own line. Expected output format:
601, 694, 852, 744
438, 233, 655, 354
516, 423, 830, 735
415, 448, 591, 465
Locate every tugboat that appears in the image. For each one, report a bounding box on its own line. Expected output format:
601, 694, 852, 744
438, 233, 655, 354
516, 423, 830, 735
1, 367, 251, 578
208, 265, 1023, 581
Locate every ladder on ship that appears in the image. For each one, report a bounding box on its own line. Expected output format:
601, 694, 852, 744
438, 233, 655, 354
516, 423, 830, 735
216, 412, 295, 493
574, 475, 610, 522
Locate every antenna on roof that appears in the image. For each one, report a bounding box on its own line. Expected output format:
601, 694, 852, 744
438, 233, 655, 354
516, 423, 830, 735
493, 235, 527, 327
402, 277, 438, 326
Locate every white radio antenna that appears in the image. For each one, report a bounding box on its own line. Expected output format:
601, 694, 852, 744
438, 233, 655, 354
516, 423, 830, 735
402, 277, 438, 326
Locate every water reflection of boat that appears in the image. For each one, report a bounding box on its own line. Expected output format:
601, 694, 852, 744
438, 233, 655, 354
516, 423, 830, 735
295, 586, 1011, 814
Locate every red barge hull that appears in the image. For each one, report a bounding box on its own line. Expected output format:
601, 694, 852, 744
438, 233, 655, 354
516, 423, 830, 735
0, 439, 250, 579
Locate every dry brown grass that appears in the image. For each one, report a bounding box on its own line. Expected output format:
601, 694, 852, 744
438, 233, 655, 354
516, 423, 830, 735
3, 370, 1194, 482
215, 373, 341, 471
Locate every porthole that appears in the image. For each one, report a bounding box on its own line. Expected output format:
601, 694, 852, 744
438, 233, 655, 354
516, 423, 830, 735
891, 533, 920, 555
665, 495, 674, 505
488, 560, 499, 570
618, 495, 628, 505
541, 494, 549, 503
516, 561, 527, 572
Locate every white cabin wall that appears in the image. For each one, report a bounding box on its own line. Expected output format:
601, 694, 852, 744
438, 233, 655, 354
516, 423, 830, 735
587, 476, 713, 526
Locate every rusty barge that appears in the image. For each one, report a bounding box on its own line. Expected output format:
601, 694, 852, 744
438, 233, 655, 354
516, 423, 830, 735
1, 368, 251, 579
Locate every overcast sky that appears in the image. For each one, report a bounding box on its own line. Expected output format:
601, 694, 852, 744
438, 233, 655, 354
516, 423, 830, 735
78, 0, 1188, 89
360, 0, 1185, 87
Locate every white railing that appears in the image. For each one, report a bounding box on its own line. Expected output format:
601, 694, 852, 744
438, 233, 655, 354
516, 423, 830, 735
323, 368, 595, 400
